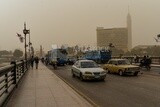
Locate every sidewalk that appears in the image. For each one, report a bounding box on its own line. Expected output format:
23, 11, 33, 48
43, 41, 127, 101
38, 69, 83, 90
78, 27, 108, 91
6, 63, 93, 107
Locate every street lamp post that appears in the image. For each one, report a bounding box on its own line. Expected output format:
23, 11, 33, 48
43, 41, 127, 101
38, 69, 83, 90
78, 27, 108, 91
154, 34, 160, 65
28, 29, 32, 58
23, 22, 29, 60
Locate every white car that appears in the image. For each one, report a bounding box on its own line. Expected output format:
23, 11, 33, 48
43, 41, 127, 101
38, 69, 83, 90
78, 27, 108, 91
71, 60, 106, 81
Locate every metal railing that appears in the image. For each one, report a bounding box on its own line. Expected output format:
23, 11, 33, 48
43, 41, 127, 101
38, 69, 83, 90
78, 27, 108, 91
0, 60, 30, 106
112, 56, 160, 64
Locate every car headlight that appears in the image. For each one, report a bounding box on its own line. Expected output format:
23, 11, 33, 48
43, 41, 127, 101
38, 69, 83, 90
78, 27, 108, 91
85, 71, 92, 74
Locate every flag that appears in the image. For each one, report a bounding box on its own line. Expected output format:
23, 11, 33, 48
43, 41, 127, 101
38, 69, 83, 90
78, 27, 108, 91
17, 33, 21, 37
154, 37, 158, 42
87, 47, 90, 51
157, 34, 160, 39
17, 33, 24, 43
19, 37, 24, 43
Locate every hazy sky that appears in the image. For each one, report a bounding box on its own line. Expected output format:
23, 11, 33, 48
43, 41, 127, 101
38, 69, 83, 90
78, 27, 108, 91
0, 0, 160, 52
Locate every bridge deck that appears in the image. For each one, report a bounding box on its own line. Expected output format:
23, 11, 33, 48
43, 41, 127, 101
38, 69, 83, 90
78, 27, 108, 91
6, 63, 92, 107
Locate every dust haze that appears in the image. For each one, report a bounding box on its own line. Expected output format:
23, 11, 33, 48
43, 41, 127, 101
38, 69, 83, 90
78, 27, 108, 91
0, 0, 160, 51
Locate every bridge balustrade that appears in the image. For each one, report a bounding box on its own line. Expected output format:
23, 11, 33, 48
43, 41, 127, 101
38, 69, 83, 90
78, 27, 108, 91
112, 56, 160, 64
0, 60, 30, 107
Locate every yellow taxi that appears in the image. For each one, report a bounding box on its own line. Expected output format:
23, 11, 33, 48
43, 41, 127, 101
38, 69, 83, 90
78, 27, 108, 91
103, 59, 140, 76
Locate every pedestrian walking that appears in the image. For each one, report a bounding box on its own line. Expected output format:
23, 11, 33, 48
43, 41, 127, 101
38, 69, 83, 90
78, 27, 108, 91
35, 56, 39, 69
30, 56, 34, 69
146, 55, 151, 70
45, 57, 48, 65
134, 54, 139, 63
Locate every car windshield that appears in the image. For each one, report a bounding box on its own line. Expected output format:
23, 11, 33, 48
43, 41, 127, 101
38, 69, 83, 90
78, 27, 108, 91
81, 61, 98, 68
118, 60, 130, 65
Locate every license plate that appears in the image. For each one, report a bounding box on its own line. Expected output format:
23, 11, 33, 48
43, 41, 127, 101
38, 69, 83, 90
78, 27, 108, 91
131, 71, 135, 73
95, 75, 100, 78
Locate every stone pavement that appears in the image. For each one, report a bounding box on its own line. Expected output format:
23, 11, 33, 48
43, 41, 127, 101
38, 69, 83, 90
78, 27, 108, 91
6, 63, 93, 107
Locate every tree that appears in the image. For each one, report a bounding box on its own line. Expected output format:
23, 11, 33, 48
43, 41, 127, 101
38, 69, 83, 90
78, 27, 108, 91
13, 49, 23, 58
66, 47, 74, 55
0, 50, 11, 55
112, 48, 124, 56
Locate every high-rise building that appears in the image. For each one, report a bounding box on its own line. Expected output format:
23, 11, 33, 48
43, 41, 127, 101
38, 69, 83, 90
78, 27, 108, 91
127, 12, 132, 50
97, 12, 132, 52
40, 45, 42, 57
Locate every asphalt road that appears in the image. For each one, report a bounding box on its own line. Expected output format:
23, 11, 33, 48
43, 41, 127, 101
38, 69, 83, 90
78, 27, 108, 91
47, 65, 160, 107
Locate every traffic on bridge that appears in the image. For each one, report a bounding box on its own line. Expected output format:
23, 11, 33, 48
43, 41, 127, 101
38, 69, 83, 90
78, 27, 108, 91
1, 1, 160, 107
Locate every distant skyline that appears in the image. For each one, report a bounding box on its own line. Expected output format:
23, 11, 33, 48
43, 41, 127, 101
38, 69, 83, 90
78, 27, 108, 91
0, 0, 160, 52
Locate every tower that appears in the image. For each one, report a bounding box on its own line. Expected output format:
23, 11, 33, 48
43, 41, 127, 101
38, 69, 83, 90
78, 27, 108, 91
40, 45, 43, 58
127, 7, 132, 51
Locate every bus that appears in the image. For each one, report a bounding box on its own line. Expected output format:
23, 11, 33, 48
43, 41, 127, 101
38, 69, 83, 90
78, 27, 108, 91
84, 50, 111, 64
47, 48, 68, 66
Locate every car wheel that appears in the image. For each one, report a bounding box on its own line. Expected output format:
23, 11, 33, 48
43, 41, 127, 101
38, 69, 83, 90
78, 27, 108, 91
72, 73, 76, 77
119, 70, 123, 76
101, 79, 105, 81
134, 72, 138, 76
71, 70, 75, 78
80, 73, 84, 81
106, 68, 110, 74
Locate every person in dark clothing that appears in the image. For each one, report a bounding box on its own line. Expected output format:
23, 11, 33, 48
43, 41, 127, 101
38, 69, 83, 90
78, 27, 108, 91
34, 56, 39, 69
45, 57, 48, 65
134, 54, 139, 63
143, 55, 147, 64
41, 57, 44, 63
146, 55, 151, 69
30, 56, 34, 69
140, 55, 147, 67
140, 55, 151, 70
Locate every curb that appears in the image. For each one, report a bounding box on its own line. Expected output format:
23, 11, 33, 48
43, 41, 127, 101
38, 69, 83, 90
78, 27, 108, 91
151, 65, 160, 68
53, 70, 99, 107
46, 65, 99, 107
